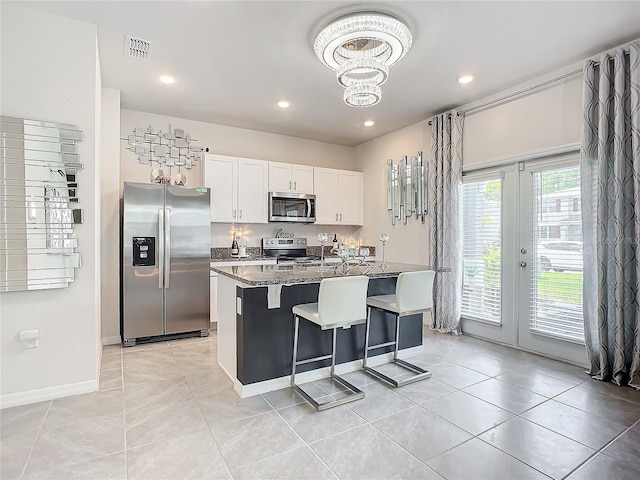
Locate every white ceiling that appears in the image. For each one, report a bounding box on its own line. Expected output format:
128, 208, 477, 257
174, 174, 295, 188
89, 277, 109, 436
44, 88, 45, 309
23, 1, 640, 146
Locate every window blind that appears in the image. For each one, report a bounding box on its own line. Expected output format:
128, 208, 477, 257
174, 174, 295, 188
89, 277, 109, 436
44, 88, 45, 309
461, 177, 502, 323
529, 166, 584, 343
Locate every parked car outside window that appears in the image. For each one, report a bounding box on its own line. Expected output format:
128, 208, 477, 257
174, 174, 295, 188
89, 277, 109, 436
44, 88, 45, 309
538, 240, 582, 272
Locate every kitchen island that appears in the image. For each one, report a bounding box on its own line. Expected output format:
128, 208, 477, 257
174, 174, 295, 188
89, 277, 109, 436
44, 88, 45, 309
213, 261, 438, 397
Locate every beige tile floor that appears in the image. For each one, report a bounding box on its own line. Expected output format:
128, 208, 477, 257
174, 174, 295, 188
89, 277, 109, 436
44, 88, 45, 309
2, 331, 640, 480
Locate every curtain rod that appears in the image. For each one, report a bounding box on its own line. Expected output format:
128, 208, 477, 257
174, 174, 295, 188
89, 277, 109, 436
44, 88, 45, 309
427, 49, 631, 125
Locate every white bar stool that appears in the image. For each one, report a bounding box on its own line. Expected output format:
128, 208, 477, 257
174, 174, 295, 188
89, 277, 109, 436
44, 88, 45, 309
291, 275, 369, 411
363, 270, 435, 387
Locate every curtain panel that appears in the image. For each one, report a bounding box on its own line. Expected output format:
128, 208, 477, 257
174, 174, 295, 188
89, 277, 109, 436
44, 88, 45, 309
581, 41, 640, 389
428, 111, 464, 334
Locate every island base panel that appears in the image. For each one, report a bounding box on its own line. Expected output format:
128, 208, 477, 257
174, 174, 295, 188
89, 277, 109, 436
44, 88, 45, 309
236, 277, 423, 385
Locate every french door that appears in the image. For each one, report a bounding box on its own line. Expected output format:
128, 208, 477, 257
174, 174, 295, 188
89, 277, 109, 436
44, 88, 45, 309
461, 154, 588, 365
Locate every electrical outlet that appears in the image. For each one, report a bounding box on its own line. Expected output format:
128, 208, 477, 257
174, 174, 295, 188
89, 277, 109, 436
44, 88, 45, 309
19, 329, 39, 348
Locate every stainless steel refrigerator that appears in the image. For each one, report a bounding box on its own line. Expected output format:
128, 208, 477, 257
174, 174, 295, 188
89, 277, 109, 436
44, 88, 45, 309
121, 182, 210, 346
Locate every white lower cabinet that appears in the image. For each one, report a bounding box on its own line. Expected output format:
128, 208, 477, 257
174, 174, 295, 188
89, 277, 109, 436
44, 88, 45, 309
210, 259, 277, 328
313, 167, 363, 225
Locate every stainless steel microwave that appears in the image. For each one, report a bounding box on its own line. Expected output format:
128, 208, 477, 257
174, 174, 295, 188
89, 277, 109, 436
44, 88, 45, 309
269, 192, 316, 223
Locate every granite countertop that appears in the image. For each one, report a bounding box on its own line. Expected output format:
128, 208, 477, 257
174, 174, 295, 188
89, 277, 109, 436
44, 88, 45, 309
212, 261, 447, 286
210, 255, 275, 263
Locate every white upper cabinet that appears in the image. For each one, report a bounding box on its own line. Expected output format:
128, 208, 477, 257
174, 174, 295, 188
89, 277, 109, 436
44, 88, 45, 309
268, 161, 314, 194
237, 157, 269, 223
204, 153, 269, 223
204, 154, 236, 223
337, 170, 363, 225
313, 167, 363, 225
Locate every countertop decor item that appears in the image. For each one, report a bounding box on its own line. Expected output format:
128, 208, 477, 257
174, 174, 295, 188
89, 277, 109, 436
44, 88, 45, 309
122, 124, 203, 185
379, 233, 389, 269
317, 232, 329, 272
313, 11, 412, 107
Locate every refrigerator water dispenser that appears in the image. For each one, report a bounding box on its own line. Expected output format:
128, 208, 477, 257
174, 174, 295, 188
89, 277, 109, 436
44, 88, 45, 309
132, 237, 155, 267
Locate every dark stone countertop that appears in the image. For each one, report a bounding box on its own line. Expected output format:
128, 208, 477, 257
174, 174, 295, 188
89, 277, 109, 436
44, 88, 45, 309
212, 261, 446, 286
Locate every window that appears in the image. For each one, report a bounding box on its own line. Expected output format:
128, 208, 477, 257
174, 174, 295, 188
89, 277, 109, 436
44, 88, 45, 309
461, 175, 502, 323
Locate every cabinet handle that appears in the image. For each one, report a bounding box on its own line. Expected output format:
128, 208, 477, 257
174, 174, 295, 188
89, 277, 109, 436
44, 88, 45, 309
340, 213, 342, 222
233, 209, 236, 219
289, 180, 292, 190
239, 209, 242, 219
335, 213, 338, 221
293, 181, 297, 190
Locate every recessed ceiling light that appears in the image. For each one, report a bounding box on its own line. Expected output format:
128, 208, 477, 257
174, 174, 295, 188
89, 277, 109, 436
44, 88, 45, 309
458, 74, 474, 84
277, 100, 290, 109
159, 74, 175, 84
364, 120, 375, 127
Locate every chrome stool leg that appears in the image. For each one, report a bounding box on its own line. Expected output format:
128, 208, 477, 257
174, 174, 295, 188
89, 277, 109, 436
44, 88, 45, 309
291, 321, 364, 411
363, 306, 432, 387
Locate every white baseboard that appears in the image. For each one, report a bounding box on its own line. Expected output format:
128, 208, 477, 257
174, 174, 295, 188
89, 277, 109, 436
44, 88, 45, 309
102, 336, 121, 346
0, 380, 98, 409
234, 346, 423, 398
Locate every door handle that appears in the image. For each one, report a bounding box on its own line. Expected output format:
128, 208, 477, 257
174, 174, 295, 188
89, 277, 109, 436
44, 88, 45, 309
158, 208, 164, 289
165, 208, 171, 288
520, 261, 527, 268
306, 199, 311, 217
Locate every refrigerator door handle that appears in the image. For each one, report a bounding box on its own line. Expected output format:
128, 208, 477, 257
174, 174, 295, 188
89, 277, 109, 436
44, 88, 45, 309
158, 208, 164, 289
165, 207, 171, 288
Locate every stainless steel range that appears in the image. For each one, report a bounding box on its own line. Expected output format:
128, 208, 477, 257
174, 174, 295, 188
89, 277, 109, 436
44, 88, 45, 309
261, 238, 320, 264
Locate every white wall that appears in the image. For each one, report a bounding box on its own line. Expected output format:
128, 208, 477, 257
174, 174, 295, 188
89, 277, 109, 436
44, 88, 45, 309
120, 109, 355, 188
0, 3, 101, 404
353, 121, 432, 265
119, 109, 359, 248
100, 89, 121, 342
352, 67, 583, 265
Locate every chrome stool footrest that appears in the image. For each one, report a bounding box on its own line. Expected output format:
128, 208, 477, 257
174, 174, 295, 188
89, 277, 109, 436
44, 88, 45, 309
293, 374, 364, 411
364, 359, 432, 388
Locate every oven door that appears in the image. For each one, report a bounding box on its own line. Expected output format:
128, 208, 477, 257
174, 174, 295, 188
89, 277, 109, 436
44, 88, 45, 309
269, 192, 316, 223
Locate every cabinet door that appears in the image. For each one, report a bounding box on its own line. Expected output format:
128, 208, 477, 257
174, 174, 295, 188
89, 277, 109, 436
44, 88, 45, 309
313, 167, 339, 224
338, 170, 363, 225
237, 157, 269, 223
268, 161, 292, 193
204, 154, 236, 222
291, 164, 314, 194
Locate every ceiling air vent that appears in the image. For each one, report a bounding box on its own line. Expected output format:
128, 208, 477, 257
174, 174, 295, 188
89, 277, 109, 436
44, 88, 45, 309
124, 35, 152, 60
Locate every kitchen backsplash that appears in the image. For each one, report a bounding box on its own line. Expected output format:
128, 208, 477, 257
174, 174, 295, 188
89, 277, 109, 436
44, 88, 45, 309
211, 245, 375, 259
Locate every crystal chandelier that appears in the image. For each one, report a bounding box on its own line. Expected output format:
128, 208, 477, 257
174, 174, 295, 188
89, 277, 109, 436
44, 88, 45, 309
314, 12, 412, 107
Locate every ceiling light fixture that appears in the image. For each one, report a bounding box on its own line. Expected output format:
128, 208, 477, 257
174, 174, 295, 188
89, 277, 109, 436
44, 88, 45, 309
458, 74, 474, 84
159, 74, 175, 84
364, 120, 375, 127
277, 100, 290, 109
314, 12, 412, 107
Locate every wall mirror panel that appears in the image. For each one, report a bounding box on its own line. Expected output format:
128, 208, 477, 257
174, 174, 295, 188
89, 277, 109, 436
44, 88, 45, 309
0, 116, 84, 292
387, 151, 427, 225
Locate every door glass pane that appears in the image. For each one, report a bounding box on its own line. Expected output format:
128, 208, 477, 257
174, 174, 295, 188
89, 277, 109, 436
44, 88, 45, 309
462, 178, 502, 323
530, 165, 584, 343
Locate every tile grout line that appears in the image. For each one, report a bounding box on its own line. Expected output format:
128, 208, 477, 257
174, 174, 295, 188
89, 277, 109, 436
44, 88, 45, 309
260, 393, 341, 480
189, 383, 236, 480
18, 399, 52, 480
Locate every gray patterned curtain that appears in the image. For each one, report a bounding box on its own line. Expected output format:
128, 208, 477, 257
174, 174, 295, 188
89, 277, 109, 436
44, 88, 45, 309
581, 41, 640, 389
428, 111, 464, 334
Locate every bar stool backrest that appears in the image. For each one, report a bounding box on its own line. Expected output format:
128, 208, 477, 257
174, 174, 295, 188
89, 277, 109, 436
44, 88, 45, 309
317, 276, 369, 326
395, 270, 436, 313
